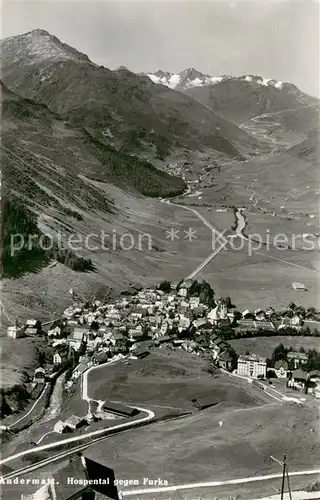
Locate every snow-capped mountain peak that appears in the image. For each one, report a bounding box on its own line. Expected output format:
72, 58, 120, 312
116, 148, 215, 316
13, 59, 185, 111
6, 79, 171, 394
240, 74, 284, 89
145, 68, 288, 92
146, 68, 228, 90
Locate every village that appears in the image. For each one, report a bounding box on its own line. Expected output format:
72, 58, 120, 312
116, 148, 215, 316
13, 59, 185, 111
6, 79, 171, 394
6, 279, 320, 410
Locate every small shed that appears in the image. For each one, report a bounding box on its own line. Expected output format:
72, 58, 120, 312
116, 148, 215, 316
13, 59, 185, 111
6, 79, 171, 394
157, 335, 171, 344
191, 397, 219, 411
102, 402, 139, 418
133, 341, 153, 358
292, 282, 306, 291
25, 327, 39, 336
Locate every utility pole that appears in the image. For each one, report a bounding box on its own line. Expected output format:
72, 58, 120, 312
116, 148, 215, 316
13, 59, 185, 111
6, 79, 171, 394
280, 453, 286, 500
270, 453, 292, 500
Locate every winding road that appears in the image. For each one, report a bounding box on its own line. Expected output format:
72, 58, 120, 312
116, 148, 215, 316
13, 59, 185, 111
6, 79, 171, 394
0, 359, 155, 468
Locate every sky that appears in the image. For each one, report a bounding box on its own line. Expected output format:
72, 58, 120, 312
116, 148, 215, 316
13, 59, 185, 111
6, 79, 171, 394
2, 0, 319, 96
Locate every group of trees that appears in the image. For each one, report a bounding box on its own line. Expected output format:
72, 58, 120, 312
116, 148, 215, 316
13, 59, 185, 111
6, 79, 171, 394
2, 197, 95, 277
158, 280, 172, 293
158, 280, 216, 307
47, 244, 95, 272
87, 134, 186, 198
223, 325, 319, 341
2, 198, 49, 277
267, 343, 320, 372
186, 280, 216, 307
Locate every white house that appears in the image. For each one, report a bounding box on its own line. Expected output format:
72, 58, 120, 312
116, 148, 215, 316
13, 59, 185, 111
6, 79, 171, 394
7, 325, 23, 339
167, 295, 176, 304
189, 297, 200, 309
53, 353, 63, 364
210, 343, 221, 361
48, 326, 61, 337
178, 317, 190, 331
54, 420, 67, 434
26, 319, 38, 328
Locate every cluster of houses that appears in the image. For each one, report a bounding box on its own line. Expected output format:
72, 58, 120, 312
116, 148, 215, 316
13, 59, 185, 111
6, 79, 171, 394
53, 401, 139, 435
268, 352, 320, 397
6, 280, 320, 399
233, 351, 320, 397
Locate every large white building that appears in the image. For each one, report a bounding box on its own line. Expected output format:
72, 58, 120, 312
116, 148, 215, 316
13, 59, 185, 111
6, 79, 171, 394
7, 325, 23, 339
237, 354, 267, 378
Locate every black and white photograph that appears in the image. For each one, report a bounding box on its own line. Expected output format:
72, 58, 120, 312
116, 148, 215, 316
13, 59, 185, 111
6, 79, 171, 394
0, 0, 319, 499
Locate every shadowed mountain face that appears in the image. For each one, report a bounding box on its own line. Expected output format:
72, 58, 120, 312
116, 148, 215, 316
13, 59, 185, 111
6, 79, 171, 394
1, 29, 258, 159
185, 75, 317, 125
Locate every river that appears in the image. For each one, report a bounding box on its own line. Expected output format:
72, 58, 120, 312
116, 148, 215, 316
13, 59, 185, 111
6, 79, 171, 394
235, 208, 247, 239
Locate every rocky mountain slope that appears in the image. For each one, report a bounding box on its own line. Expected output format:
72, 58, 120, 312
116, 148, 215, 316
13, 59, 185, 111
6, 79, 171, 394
2, 78, 187, 211
1, 30, 258, 160
1, 80, 188, 274
185, 75, 317, 124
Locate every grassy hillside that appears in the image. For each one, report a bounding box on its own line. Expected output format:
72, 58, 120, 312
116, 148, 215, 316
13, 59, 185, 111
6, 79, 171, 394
185, 77, 317, 124
87, 348, 268, 411
287, 127, 319, 163
85, 399, 318, 486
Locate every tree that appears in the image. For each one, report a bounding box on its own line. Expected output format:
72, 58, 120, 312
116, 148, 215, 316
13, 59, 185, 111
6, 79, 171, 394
225, 296, 234, 309
270, 343, 288, 368
303, 326, 311, 336
37, 350, 47, 367
158, 281, 172, 293
90, 321, 99, 332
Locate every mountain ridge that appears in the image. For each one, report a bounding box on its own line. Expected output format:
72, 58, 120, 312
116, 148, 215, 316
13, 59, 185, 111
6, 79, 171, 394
1, 29, 258, 160
143, 68, 304, 93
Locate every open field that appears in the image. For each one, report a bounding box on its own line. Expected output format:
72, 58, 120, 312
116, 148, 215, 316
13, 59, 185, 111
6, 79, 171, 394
229, 336, 320, 358
119, 476, 320, 500
87, 348, 270, 412
197, 237, 318, 310
0, 337, 43, 389
85, 399, 319, 487
245, 211, 319, 250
